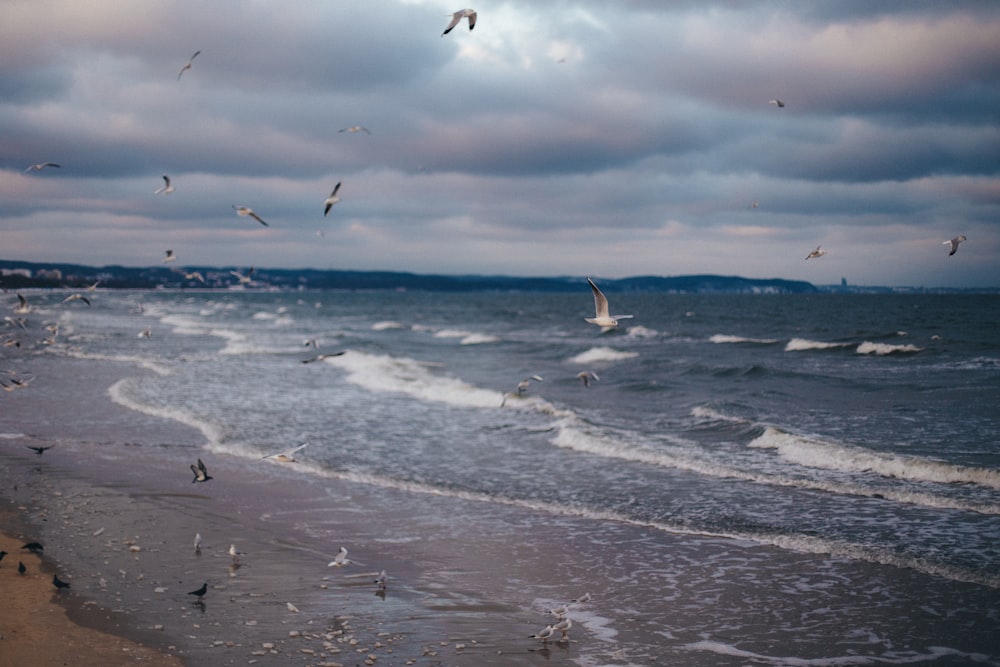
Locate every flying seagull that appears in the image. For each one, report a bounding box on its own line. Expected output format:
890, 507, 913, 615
302, 351, 346, 363
805, 245, 827, 260
25, 445, 54, 455
62, 293, 91, 306
769, 99, 785, 108
18, 561, 26, 575
188, 582, 208, 598
24, 162, 61, 172
14, 293, 30, 314
577, 371, 600, 387
184, 271, 206, 283
163, 249, 177, 263
944, 235, 966, 256
178, 50, 201, 80
324, 182, 342, 216
233, 205, 269, 227
154, 175, 174, 195
374, 569, 387, 590
339, 125, 371, 135
230, 266, 255, 285
262, 442, 310, 463
53, 574, 71, 590
585, 278, 632, 328
443, 9, 477, 35
328, 546, 351, 567
190, 458, 212, 483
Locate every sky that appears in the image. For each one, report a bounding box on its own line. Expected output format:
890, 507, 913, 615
2, 0, 999, 288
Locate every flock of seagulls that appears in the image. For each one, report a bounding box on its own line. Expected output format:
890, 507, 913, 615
530, 592, 590, 646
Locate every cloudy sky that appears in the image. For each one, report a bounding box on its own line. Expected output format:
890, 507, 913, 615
2, 1, 999, 287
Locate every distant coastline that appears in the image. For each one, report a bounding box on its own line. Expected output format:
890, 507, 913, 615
0, 259, 994, 294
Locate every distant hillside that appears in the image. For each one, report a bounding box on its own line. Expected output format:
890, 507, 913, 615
0, 259, 819, 293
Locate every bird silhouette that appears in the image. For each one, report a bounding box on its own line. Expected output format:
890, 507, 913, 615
53, 574, 71, 590
190, 458, 213, 483
18, 561, 26, 575
21, 542, 44, 553
188, 582, 208, 598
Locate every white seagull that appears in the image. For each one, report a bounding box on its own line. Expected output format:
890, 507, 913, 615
577, 370, 600, 387
443, 9, 477, 35
585, 278, 632, 328
228, 544, 245, 563
154, 175, 174, 195
233, 205, 269, 227
14, 293, 30, 314
194, 533, 203, 553
261, 442, 310, 463
24, 162, 61, 172
769, 99, 785, 108
177, 50, 201, 80
328, 546, 351, 567
338, 125, 371, 135
184, 271, 205, 283
324, 182, 342, 216
62, 293, 91, 306
805, 245, 826, 260
944, 235, 967, 256
230, 266, 255, 285
529, 625, 555, 643
572, 592, 591, 604
163, 249, 177, 263
373, 569, 387, 589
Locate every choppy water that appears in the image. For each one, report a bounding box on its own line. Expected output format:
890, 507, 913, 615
5, 288, 1000, 665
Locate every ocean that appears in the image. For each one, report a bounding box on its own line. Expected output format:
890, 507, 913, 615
4, 288, 1000, 665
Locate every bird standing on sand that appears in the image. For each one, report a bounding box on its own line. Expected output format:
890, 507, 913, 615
944, 235, 966, 256
339, 125, 371, 135
228, 544, 245, 564
62, 293, 91, 306
163, 249, 177, 263
530, 625, 555, 643
53, 574, 71, 590
190, 458, 212, 483
443, 9, 476, 35
188, 582, 207, 598
233, 205, 269, 227
585, 278, 632, 328
324, 182, 342, 216
805, 245, 826, 260
194, 533, 203, 553
0, 550, 7, 564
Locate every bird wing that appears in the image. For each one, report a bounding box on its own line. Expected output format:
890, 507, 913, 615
249, 212, 268, 226
332, 182, 341, 196
587, 278, 610, 318
443, 12, 462, 34
467, 10, 477, 29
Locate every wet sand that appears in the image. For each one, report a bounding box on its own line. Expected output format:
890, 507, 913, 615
0, 363, 581, 666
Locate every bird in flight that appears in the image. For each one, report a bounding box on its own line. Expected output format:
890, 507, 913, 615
154, 175, 174, 195
769, 99, 785, 108
328, 546, 351, 567
261, 442, 310, 463
233, 205, 269, 226
178, 50, 201, 80
576, 371, 600, 387
230, 266, 255, 285
443, 9, 477, 35
585, 278, 632, 328
324, 182, 342, 216
25, 162, 61, 172
339, 125, 371, 135
163, 249, 177, 263
25, 445, 54, 455
805, 245, 826, 260
62, 293, 91, 306
190, 458, 213, 483
944, 235, 967, 256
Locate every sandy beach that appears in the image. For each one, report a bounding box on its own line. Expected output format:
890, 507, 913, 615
0, 361, 584, 666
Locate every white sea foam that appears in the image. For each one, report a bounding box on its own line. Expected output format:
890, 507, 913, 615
371, 321, 403, 331
320, 350, 505, 408
63, 350, 172, 376
107, 378, 221, 445
689, 406, 752, 424
0, 432, 27, 439
710, 334, 780, 345
855, 341, 923, 355
749, 426, 1000, 491
567, 347, 639, 364
625, 325, 658, 338
683, 639, 988, 666
785, 338, 853, 352
432, 329, 500, 344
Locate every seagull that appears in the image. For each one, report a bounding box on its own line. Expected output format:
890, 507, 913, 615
230, 266, 255, 285
324, 182, 342, 216
177, 50, 201, 80
24, 162, 61, 172
577, 371, 600, 387
286, 602, 300, 613
194, 533, 203, 553
500, 375, 543, 406
190, 458, 212, 483
328, 546, 351, 567
571, 592, 591, 604
184, 271, 206, 283
805, 245, 826, 260
261, 442, 310, 463
86, 280, 101, 292
549, 604, 571, 618
301, 351, 346, 363
552, 616, 572, 640
585, 278, 632, 328
228, 544, 245, 563
769, 99, 785, 108
138, 326, 152, 339
163, 249, 177, 263
338, 125, 371, 135
62, 293, 91, 306
14, 293, 30, 314
188, 582, 208, 598
373, 569, 387, 589
529, 625, 555, 643
944, 235, 967, 256
52, 574, 71, 590
154, 175, 174, 195
25, 445, 54, 455
233, 205, 269, 227
21, 542, 44, 553
443, 8, 477, 35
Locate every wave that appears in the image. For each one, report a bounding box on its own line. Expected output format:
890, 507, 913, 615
683, 639, 993, 666
749, 426, 1000, 491
62, 350, 172, 376
567, 347, 639, 364
320, 350, 505, 409
371, 321, 403, 331
785, 338, 853, 352
433, 329, 501, 345
710, 334, 780, 345
855, 341, 923, 355
625, 325, 659, 339
107, 378, 221, 445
